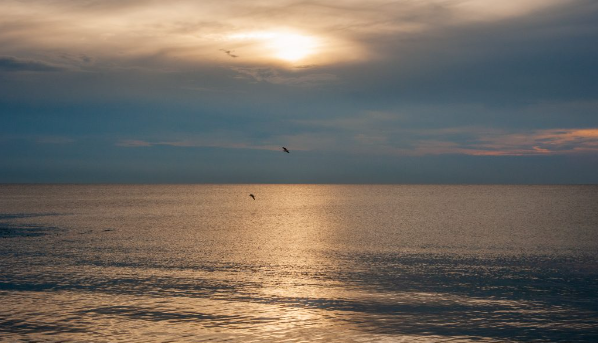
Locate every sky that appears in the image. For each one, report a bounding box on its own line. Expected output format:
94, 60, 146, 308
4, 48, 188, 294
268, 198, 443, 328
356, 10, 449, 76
0, 0, 597, 184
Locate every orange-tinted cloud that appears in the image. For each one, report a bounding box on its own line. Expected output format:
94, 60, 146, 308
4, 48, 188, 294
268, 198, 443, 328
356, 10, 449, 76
414, 128, 598, 156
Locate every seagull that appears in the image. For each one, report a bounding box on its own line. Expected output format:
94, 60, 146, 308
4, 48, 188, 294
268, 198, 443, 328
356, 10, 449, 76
282, 147, 290, 153
249, 194, 255, 200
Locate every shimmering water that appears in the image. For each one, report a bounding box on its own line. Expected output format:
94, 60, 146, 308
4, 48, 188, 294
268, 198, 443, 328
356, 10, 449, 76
1, 185, 597, 342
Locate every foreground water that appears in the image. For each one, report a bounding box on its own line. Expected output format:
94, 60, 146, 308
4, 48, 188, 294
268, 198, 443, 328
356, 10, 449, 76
0, 185, 597, 342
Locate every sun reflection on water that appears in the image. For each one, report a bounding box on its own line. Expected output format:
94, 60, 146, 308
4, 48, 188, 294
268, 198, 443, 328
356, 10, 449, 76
1, 185, 597, 342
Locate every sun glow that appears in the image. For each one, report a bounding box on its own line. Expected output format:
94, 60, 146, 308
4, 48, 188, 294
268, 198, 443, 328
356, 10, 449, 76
228, 31, 319, 62
269, 33, 317, 61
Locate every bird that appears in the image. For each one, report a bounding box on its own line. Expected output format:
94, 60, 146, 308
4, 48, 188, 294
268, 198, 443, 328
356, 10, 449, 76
282, 147, 290, 153
249, 194, 255, 200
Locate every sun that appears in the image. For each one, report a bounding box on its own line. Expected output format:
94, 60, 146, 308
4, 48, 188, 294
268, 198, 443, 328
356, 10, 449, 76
268, 33, 317, 62
228, 31, 319, 62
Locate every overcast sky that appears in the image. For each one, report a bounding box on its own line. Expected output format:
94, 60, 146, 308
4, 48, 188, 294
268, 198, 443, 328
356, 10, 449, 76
1, 0, 597, 183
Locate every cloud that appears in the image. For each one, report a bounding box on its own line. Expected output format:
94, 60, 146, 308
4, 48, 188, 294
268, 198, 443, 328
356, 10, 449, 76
0, 56, 63, 72
57, 52, 93, 64
293, 109, 598, 156
1, 0, 576, 69
390, 128, 598, 156
220, 49, 238, 58
231, 67, 338, 86
114, 121, 598, 158
36, 136, 75, 144
1, 0, 597, 183
116, 140, 153, 147
116, 138, 281, 151
467, 128, 598, 156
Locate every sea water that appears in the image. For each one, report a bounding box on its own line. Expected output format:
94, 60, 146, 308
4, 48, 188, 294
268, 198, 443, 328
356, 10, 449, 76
1, 185, 597, 342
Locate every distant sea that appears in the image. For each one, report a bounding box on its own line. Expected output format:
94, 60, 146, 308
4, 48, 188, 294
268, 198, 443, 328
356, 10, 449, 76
1, 184, 597, 342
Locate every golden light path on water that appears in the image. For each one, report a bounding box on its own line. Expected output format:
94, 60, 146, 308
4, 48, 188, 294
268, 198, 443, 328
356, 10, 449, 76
1, 185, 598, 342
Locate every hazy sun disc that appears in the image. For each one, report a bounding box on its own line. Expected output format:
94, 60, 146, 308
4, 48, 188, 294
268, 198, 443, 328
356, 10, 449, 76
229, 31, 319, 62
269, 33, 317, 61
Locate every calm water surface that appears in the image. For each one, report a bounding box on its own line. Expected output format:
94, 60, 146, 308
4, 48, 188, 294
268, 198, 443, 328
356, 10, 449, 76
1, 185, 597, 342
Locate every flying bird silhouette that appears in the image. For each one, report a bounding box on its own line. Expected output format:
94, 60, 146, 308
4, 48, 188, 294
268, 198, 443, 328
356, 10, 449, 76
282, 147, 290, 153
220, 49, 238, 58
249, 194, 255, 200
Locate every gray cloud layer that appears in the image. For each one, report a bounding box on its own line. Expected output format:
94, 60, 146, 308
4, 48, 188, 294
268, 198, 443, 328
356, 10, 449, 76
0, 56, 63, 72
0, 0, 597, 182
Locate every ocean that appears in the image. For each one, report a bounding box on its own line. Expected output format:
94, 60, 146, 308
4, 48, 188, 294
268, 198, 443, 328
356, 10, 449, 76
1, 184, 597, 342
